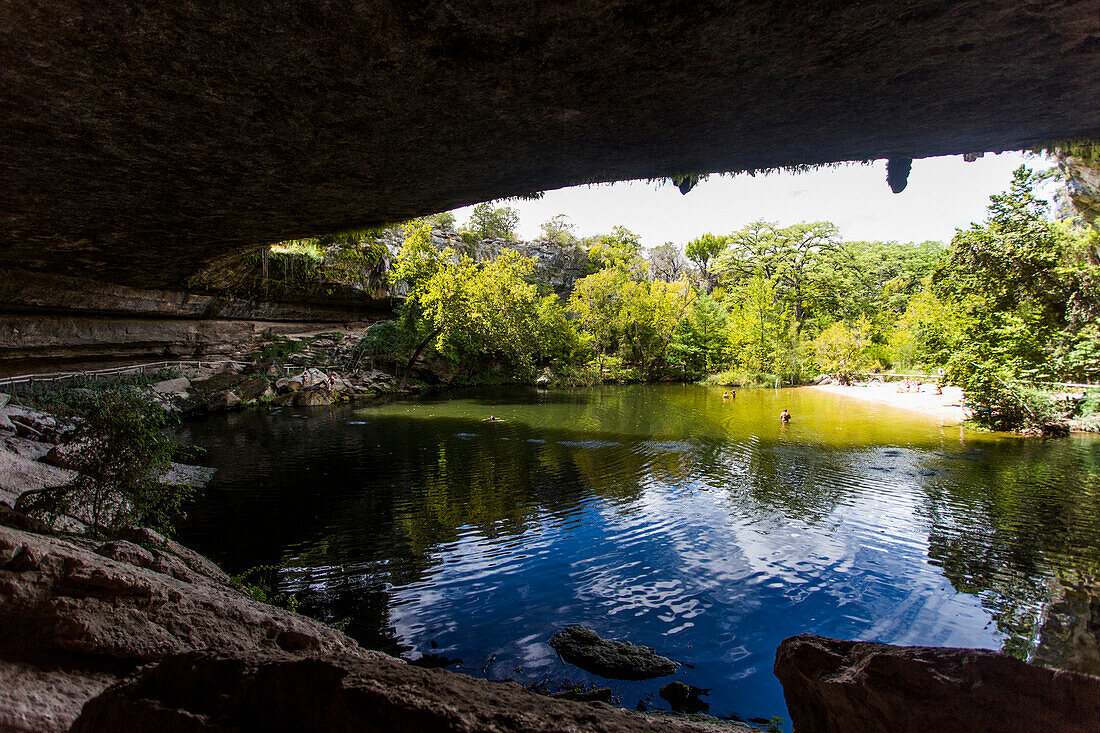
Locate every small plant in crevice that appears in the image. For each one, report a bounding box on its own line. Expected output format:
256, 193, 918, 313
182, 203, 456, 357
229, 563, 300, 612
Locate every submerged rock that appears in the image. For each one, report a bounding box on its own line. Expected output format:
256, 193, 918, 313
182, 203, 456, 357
774, 633, 1100, 733
658, 681, 710, 714
549, 626, 680, 680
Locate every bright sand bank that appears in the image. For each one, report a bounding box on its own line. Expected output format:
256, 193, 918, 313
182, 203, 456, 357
809, 382, 968, 424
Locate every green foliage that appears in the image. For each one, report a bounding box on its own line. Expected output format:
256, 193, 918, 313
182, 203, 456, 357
539, 214, 578, 245
958, 370, 1065, 433
465, 203, 520, 241
15, 388, 193, 536
669, 292, 728, 377
431, 211, 457, 230
811, 321, 873, 384
684, 232, 728, 277
355, 320, 412, 364
255, 335, 309, 362
585, 226, 645, 275
393, 221, 579, 381
230, 564, 300, 612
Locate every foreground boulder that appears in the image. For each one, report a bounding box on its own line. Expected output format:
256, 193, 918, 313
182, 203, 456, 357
0, 521, 371, 731
72, 650, 745, 733
550, 626, 680, 680
774, 633, 1100, 733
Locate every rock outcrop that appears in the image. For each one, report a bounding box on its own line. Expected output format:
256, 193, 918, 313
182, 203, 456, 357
773, 633, 1100, 733
0, 271, 384, 374
4, 1, 1100, 286
1059, 154, 1100, 228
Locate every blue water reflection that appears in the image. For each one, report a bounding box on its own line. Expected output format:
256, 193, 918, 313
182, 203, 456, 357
177, 385, 1100, 722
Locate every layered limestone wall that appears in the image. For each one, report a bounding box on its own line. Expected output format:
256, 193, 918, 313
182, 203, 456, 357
0, 271, 386, 374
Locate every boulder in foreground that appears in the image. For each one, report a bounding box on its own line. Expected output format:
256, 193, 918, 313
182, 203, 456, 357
774, 633, 1100, 733
550, 626, 680, 680
73, 650, 746, 733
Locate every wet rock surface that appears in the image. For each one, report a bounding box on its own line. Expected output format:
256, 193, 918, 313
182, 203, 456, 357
774, 633, 1100, 733
550, 626, 681, 680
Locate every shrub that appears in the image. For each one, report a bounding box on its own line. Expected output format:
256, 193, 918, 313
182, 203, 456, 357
16, 388, 194, 536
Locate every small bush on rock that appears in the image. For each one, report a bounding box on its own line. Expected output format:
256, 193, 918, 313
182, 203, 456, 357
16, 388, 194, 536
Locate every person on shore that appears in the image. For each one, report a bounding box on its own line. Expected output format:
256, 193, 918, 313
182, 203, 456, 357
780, 408, 791, 423
934, 384, 943, 395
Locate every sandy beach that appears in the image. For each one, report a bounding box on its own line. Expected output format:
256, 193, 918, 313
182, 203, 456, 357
809, 382, 968, 424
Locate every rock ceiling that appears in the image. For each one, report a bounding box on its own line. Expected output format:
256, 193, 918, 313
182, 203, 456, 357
2, 1, 1100, 286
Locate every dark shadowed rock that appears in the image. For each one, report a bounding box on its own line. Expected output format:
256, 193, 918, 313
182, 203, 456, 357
0, 523, 369, 730
550, 626, 680, 680
659, 681, 710, 714
206, 390, 242, 411
774, 633, 1100, 733
72, 650, 750, 733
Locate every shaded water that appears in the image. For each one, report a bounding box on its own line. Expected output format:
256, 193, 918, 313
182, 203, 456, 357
178, 385, 1100, 722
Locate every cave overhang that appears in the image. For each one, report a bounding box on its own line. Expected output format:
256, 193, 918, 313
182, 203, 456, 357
2, 0, 1099, 286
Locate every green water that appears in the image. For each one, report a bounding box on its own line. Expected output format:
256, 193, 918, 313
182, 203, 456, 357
179, 384, 1100, 721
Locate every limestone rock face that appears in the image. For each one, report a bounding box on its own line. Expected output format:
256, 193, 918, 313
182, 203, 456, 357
1060, 155, 1100, 227
4, 1, 1100, 286
773, 633, 1100, 733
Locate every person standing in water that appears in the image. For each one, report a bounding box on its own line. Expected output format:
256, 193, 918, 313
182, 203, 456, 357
780, 409, 791, 422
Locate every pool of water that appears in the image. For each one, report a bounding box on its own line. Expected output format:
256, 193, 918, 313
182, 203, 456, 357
177, 385, 1100, 722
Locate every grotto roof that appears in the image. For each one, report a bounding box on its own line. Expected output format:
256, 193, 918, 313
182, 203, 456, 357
2, 0, 1100, 286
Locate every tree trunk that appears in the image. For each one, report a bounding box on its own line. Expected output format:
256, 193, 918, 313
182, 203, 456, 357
398, 326, 443, 391
261, 247, 270, 299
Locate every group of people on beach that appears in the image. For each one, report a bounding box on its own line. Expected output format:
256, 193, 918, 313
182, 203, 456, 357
894, 378, 943, 395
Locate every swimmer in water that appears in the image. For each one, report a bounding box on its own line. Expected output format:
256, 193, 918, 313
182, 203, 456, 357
722, 392, 730, 401
780, 409, 791, 422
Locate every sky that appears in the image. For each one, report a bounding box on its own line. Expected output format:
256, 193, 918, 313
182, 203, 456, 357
451, 152, 1046, 248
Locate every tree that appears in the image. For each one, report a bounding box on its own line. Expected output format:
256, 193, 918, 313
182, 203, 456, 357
920, 166, 1100, 429
811, 321, 873, 384
539, 214, 578, 245
725, 274, 785, 377
685, 232, 727, 292
670, 292, 729, 376
617, 279, 692, 376
586, 226, 646, 276
647, 243, 688, 283
466, 203, 520, 241
392, 220, 575, 384
717, 220, 847, 333
568, 267, 627, 364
